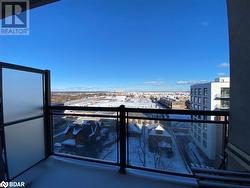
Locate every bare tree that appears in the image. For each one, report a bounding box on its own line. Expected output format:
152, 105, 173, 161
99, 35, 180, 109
136, 125, 147, 167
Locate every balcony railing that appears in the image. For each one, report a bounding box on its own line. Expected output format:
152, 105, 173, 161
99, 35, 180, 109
49, 105, 230, 177
215, 104, 230, 110
214, 94, 230, 100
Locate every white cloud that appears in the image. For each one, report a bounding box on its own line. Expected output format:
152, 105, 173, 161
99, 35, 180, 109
218, 62, 229, 68
176, 80, 207, 85
144, 81, 165, 86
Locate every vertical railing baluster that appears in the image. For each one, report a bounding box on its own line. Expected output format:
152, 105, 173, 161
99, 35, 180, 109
44, 70, 52, 158
119, 105, 126, 174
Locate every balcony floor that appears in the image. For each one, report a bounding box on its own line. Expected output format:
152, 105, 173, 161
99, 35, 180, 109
15, 156, 198, 188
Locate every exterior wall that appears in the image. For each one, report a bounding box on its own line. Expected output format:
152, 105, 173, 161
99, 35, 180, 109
190, 79, 229, 165
210, 82, 230, 111
158, 97, 186, 109
191, 83, 212, 159
227, 0, 250, 171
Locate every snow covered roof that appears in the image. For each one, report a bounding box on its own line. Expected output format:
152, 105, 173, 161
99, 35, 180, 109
149, 126, 171, 137
155, 125, 165, 131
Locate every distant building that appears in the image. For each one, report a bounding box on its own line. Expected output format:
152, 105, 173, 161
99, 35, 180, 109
158, 97, 187, 109
190, 77, 230, 166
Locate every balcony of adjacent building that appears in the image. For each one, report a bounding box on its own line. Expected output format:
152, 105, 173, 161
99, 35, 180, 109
214, 94, 230, 100
0, 62, 250, 188
215, 101, 230, 111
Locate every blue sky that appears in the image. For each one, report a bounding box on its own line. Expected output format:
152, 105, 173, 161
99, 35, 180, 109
0, 0, 229, 91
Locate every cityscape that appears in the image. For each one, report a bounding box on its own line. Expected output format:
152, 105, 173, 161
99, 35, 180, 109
52, 76, 230, 174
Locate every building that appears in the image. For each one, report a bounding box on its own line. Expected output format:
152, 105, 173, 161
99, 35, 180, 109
158, 97, 187, 109
190, 77, 230, 167
62, 120, 106, 147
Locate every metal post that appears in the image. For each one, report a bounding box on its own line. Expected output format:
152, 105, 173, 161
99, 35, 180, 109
119, 105, 126, 174
44, 70, 52, 158
220, 115, 228, 170
0, 66, 7, 181
223, 115, 229, 169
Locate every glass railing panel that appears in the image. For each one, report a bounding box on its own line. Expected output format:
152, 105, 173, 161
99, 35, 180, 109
52, 111, 118, 163
127, 113, 226, 174
4, 118, 45, 179
2, 68, 44, 123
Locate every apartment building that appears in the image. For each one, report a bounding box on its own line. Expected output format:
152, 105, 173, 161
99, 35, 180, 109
158, 97, 187, 109
190, 77, 230, 166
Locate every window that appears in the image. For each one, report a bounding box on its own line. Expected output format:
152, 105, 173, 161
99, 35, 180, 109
198, 97, 202, 104
198, 88, 202, 95
203, 97, 208, 105
191, 89, 193, 95
204, 88, 208, 96
221, 100, 230, 109
194, 123, 197, 131
203, 124, 207, 131
191, 96, 193, 102
198, 128, 201, 134
221, 88, 229, 97
203, 132, 207, 139
191, 125, 194, 132
195, 88, 198, 95
194, 97, 198, 103
194, 132, 197, 138
203, 140, 207, 148
198, 135, 201, 142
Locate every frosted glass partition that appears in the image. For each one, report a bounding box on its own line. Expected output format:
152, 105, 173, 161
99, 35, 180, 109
2, 68, 44, 123
4, 118, 45, 179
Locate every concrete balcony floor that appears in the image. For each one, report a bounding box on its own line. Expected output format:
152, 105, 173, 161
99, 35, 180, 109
15, 156, 198, 188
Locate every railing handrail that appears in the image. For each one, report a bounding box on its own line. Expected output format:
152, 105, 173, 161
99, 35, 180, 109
50, 105, 229, 116
0, 61, 46, 74
50, 105, 119, 112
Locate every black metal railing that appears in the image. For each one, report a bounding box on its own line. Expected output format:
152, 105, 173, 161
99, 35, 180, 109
49, 105, 229, 178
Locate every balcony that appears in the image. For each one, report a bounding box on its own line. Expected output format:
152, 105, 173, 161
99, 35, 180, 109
214, 94, 230, 100
0, 63, 250, 188
214, 104, 230, 111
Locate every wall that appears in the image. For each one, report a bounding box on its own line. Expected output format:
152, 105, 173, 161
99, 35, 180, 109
227, 0, 250, 171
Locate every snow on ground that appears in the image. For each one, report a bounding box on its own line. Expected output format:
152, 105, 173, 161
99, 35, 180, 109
65, 96, 163, 109
127, 136, 189, 174
98, 132, 118, 162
